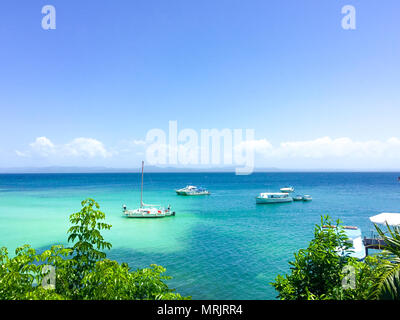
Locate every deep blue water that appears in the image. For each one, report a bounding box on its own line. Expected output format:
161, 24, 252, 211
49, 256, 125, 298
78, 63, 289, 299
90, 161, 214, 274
0, 172, 399, 299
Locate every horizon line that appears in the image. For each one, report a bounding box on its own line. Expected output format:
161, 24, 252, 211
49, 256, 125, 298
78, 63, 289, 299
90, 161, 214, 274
0, 166, 399, 174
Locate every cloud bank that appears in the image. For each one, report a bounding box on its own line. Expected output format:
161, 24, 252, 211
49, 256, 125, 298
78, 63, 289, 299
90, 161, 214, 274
14, 136, 400, 169
236, 136, 400, 160
17, 137, 112, 159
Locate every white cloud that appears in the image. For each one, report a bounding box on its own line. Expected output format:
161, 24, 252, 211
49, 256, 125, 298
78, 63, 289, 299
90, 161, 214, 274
18, 137, 112, 159
235, 139, 273, 155
29, 137, 55, 156
236, 136, 400, 160
15, 135, 400, 168
64, 138, 111, 158
15, 150, 30, 157
132, 139, 146, 146
115, 139, 147, 154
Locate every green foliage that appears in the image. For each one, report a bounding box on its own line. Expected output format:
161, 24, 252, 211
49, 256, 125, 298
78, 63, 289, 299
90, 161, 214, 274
0, 198, 188, 300
333, 255, 385, 300
68, 199, 112, 266
272, 215, 392, 300
66, 198, 112, 295
272, 216, 353, 300
0, 244, 72, 300
370, 223, 400, 300
80, 260, 187, 300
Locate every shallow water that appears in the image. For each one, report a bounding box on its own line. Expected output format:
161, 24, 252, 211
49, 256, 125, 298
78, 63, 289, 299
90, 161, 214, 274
0, 172, 399, 299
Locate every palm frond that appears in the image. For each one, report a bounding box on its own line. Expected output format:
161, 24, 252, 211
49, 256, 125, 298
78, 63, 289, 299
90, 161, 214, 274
373, 259, 400, 299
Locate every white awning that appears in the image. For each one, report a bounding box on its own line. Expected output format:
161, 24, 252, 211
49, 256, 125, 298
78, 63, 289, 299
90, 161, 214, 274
369, 213, 400, 226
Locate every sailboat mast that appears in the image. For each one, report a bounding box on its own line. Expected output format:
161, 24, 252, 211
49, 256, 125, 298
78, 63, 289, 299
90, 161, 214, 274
140, 160, 144, 208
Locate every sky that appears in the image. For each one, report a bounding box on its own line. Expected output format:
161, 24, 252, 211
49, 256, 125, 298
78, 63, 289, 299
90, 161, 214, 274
0, 0, 399, 170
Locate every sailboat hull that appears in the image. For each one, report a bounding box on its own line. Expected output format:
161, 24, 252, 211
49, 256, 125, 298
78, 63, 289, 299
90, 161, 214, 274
124, 208, 175, 218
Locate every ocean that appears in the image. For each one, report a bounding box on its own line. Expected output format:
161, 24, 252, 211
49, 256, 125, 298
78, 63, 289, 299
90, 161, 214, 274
0, 172, 399, 299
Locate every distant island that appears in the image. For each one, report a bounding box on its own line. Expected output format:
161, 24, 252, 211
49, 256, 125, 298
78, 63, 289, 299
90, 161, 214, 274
0, 166, 398, 174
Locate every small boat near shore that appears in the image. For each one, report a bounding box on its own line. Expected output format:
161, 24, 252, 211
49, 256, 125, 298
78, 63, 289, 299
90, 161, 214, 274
123, 161, 175, 218
342, 226, 366, 260
176, 185, 210, 196
256, 192, 293, 204
323, 225, 366, 260
280, 186, 295, 193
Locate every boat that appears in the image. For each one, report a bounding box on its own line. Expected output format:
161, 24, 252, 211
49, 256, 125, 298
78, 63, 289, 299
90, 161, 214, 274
280, 186, 294, 193
123, 205, 175, 218
323, 225, 366, 260
341, 226, 366, 260
302, 195, 312, 201
123, 161, 175, 218
293, 195, 303, 201
256, 192, 293, 204
176, 185, 210, 196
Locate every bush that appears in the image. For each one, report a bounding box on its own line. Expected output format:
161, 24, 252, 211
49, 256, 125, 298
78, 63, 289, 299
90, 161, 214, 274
0, 198, 189, 300
271, 216, 383, 300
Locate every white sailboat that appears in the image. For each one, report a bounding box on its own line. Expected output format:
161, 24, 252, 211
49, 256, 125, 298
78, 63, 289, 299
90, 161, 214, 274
123, 161, 175, 218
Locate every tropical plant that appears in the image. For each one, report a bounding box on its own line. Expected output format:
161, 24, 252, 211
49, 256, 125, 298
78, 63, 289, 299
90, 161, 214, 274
271, 215, 391, 300
272, 216, 353, 299
0, 198, 188, 300
80, 260, 186, 300
65, 198, 112, 297
334, 255, 385, 300
370, 223, 400, 300
0, 244, 71, 300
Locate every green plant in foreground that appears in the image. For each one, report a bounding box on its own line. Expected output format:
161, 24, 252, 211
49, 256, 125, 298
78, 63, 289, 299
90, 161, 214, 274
66, 198, 112, 295
0, 244, 72, 300
271, 215, 385, 300
0, 198, 188, 300
370, 223, 400, 300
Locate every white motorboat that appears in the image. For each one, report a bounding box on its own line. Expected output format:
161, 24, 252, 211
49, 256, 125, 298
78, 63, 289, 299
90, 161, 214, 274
176, 185, 210, 196
123, 161, 175, 218
280, 186, 295, 193
302, 195, 312, 201
293, 195, 303, 201
256, 192, 293, 204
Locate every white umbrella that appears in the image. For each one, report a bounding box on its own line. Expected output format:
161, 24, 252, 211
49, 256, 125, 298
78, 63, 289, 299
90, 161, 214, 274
369, 213, 400, 226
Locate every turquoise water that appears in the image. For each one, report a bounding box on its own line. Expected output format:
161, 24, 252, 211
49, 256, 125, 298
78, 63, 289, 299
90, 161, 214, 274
0, 172, 399, 299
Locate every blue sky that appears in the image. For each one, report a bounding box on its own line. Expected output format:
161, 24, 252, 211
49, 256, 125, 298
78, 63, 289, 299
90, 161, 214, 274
0, 0, 399, 169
